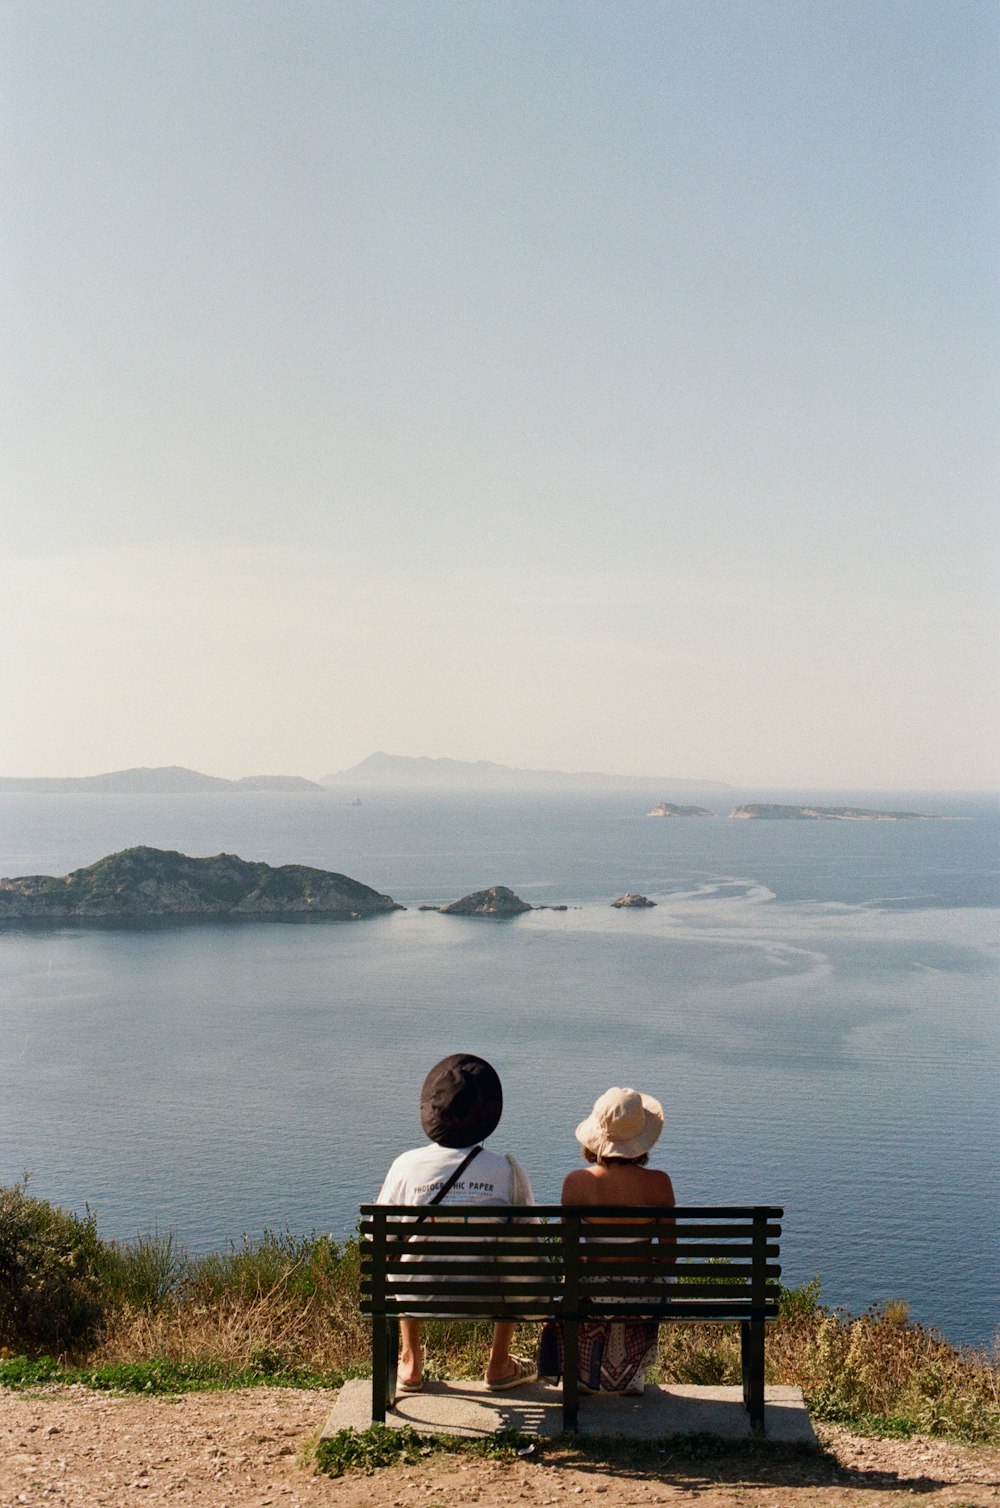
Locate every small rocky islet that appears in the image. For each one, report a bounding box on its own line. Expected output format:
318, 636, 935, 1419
438, 885, 533, 917
647, 802, 713, 817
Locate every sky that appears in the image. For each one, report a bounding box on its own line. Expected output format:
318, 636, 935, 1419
2, 1, 997, 790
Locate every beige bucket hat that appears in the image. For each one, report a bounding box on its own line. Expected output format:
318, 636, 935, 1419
575, 1086, 664, 1159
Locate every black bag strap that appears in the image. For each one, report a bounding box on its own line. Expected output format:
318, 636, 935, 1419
388, 1145, 484, 1243
427, 1144, 483, 1209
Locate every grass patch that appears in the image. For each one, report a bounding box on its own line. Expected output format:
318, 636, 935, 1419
311, 1426, 825, 1479
312, 1424, 531, 1477
0, 1353, 346, 1394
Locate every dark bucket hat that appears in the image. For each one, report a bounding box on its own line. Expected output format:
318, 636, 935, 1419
420, 1053, 503, 1148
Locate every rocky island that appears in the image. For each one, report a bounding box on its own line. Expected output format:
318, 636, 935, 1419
647, 802, 713, 817
612, 892, 656, 908
439, 886, 533, 917
730, 803, 935, 821
0, 847, 402, 922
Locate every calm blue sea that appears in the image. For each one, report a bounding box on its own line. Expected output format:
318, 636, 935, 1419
1, 787, 997, 1349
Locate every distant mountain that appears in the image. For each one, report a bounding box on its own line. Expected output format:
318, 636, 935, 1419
0, 766, 324, 794
323, 752, 729, 793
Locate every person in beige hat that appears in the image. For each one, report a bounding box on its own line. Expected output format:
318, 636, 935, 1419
551, 1086, 675, 1394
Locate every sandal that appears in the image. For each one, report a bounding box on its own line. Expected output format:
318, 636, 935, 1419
396, 1377, 424, 1393
485, 1355, 537, 1391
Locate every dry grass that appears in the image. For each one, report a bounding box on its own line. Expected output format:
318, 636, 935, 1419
657, 1297, 1000, 1443
90, 1231, 370, 1379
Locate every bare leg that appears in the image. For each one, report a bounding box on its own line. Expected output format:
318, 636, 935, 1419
484, 1321, 517, 1384
399, 1319, 422, 1386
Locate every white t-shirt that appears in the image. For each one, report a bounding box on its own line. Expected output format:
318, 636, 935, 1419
375, 1143, 536, 1304
376, 1142, 534, 1209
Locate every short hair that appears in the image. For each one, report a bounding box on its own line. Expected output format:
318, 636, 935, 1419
583, 1147, 649, 1167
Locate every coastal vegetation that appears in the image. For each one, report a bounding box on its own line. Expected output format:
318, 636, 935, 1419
1, 1182, 997, 1444
729, 804, 934, 821
0, 846, 401, 921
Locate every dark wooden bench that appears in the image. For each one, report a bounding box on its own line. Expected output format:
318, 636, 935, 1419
360, 1203, 783, 1435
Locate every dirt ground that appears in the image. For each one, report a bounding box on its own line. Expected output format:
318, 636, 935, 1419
2, 1385, 999, 1507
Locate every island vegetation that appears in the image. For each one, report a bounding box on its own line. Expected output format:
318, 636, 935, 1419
730, 804, 936, 821
1, 1179, 996, 1446
647, 802, 713, 817
0, 847, 401, 922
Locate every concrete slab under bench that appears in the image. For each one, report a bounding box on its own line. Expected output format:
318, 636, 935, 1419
322, 1379, 816, 1444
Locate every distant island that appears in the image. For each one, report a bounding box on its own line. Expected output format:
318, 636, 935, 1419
730, 803, 936, 821
323, 752, 729, 793
0, 766, 324, 795
0, 847, 401, 922
647, 802, 713, 817
439, 885, 533, 917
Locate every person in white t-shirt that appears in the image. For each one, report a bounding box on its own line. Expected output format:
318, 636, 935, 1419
375, 1052, 537, 1392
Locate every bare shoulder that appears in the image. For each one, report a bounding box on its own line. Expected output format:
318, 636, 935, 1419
644, 1168, 677, 1205
561, 1168, 595, 1203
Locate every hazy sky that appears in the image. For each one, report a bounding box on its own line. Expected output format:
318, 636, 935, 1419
3, 1, 997, 788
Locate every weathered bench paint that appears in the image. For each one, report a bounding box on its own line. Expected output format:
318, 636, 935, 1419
360, 1203, 782, 1434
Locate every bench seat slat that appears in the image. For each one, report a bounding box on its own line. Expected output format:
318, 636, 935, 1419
361, 1299, 780, 1320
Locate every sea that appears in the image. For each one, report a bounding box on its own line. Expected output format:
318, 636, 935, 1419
1, 786, 997, 1350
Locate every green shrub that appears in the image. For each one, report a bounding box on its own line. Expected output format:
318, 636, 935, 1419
0, 1179, 105, 1354
96, 1230, 187, 1310
183, 1229, 352, 1303
778, 1275, 822, 1319
0, 1354, 63, 1387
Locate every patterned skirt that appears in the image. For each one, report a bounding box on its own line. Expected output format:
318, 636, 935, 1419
577, 1318, 659, 1393
538, 1317, 659, 1394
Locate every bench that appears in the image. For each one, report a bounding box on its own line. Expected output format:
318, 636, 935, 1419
360, 1203, 783, 1435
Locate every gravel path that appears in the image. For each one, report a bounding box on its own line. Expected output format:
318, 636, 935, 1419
2, 1385, 999, 1506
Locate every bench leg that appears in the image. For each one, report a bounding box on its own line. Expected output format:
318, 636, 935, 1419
388, 1318, 399, 1408
562, 1320, 579, 1434
371, 1316, 399, 1422
372, 1315, 387, 1423
741, 1320, 766, 1437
